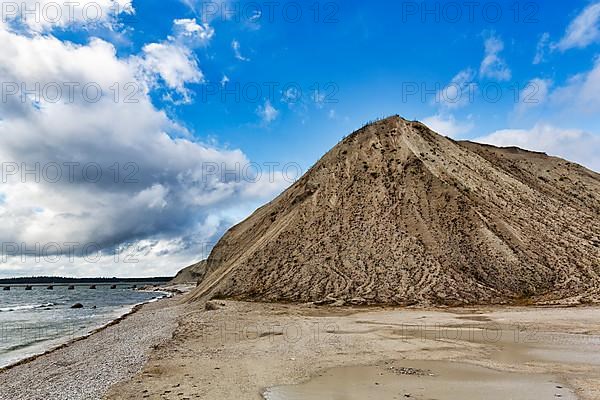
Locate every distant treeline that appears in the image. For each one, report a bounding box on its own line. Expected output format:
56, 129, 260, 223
0, 276, 172, 284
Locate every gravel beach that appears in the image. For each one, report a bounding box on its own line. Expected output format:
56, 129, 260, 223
0, 295, 183, 400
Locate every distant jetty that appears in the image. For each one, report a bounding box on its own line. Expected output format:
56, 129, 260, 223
0, 276, 172, 285
0, 276, 172, 294
0, 277, 171, 294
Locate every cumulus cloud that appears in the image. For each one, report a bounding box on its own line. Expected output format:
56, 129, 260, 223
132, 18, 216, 104
0, 0, 134, 32
474, 124, 600, 172
422, 114, 474, 138
480, 34, 512, 81
0, 28, 290, 277
135, 42, 203, 102
556, 2, 600, 51
172, 18, 215, 44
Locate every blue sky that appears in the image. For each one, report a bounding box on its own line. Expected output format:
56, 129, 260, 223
65, 0, 599, 167
0, 0, 599, 277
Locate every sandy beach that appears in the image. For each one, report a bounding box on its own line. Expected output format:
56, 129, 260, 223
105, 300, 600, 400
2, 296, 600, 400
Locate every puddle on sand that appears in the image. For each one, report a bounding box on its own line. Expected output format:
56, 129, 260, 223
390, 325, 600, 366
262, 360, 576, 400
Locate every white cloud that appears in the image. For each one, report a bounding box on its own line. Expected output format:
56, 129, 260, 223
474, 124, 600, 172
133, 18, 215, 104
232, 39, 250, 61
533, 32, 551, 64
480, 34, 512, 81
550, 56, 600, 114
0, 28, 289, 277
437, 68, 477, 109
256, 99, 279, 124
514, 78, 552, 115
422, 114, 474, 138
0, 0, 134, 32
556, 2, 600, 51
172, 18, 215, 45
220, 74, 230, 87
136, 42, 203, 102
248, 9, 262, 23
504, 57, 600, 119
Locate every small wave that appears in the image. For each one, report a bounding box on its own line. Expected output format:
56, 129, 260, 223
0, 303, 56, 313
146, 292, 172, 304
3, 336, 54, 352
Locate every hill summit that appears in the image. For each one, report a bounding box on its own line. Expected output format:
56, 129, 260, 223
188, 116, 600, 305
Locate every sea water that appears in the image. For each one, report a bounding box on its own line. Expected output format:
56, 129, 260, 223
0, 285, 165, 368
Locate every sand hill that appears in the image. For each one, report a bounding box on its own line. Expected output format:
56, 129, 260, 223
170, 260, 207, 285
188, 116, 600, 305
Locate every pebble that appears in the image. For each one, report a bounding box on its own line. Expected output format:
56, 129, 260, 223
0, 298, 181, 400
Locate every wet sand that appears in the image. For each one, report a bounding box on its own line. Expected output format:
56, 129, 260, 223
106, 302, 600, 400
263, 361, 576, 400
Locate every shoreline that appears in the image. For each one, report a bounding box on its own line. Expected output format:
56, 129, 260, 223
1, 302, 144, 373
0, 291, 173, 372
0, 288, 185, 400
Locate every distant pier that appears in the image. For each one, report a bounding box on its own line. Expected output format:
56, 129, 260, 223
0, 279, 169, 292
0, 282, 167, 291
